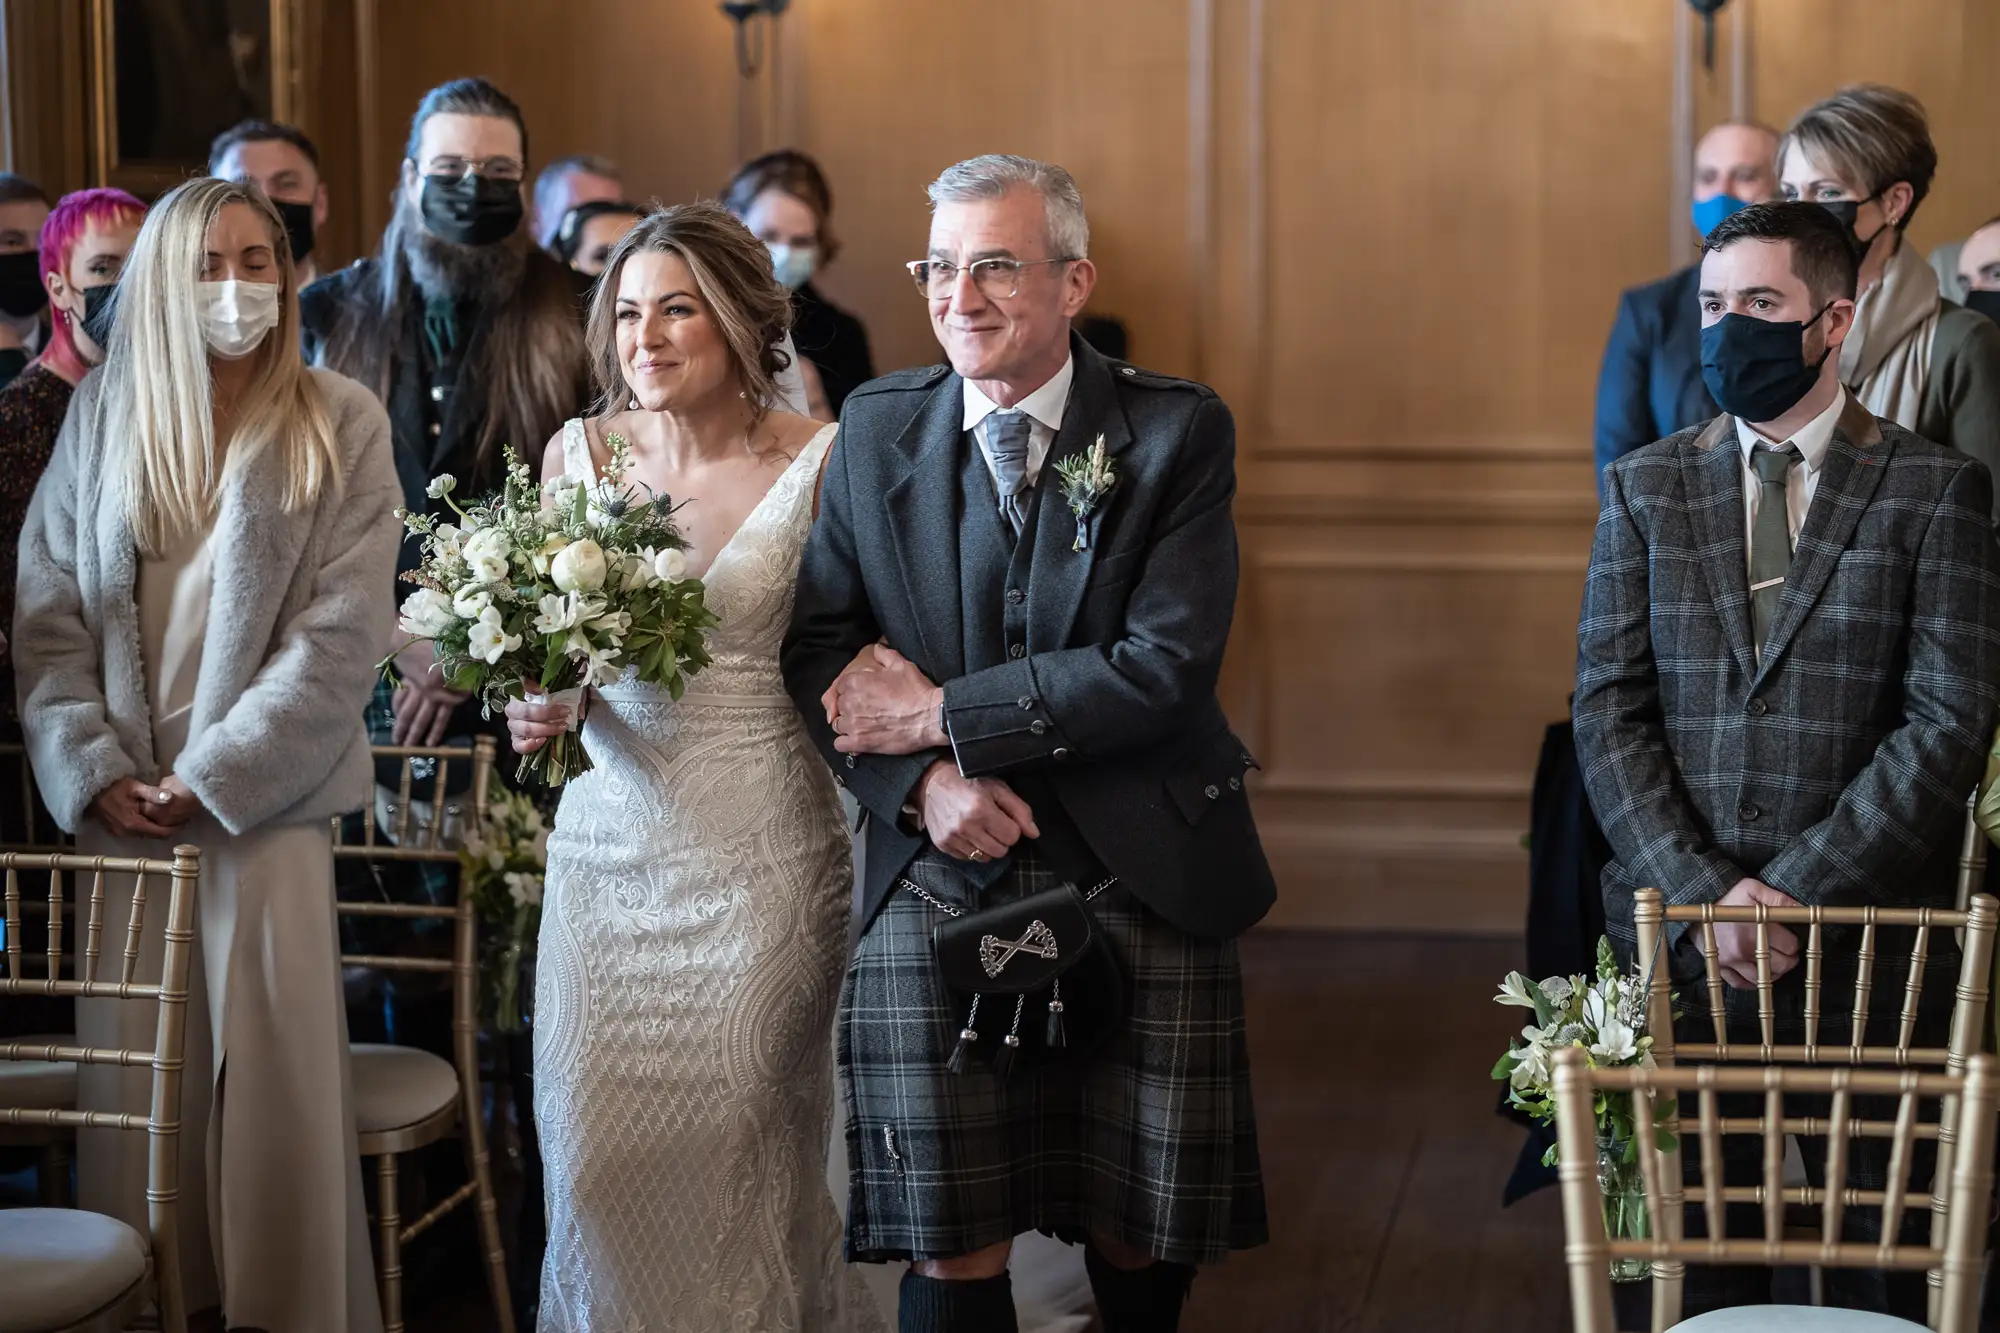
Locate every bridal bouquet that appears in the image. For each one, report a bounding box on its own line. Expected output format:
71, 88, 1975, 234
459, 784, 549, 1034
389, 436, 718, 785
1492, 938, 1672, 1280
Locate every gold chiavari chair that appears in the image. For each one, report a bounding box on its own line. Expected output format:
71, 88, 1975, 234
0, 742, 79, 1205
1632, 887, 1998, 1328
0, 846, 199, 1333
1552, 1047, 1999, 1332
333, 737, 513, 1333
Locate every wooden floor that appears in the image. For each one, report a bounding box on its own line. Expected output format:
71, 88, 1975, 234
1179, 932, 1569, 1332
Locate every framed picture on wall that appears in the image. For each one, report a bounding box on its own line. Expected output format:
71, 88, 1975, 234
86, 0, 297, 197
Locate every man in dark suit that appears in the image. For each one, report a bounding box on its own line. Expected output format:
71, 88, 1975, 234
1576, 201, 2000, 1318
782, 154, 1271, 1333
1594, 122, 1781, 483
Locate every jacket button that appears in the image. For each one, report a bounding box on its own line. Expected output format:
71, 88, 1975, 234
1738, 802, 1760, 822
1745, 698, 1767, 718
1204, 784, 1220, 800
845, 755, 856, 769
1228, 777, 1241, 791
1030, 720, 1047, 735
1018, 696, 1034, 709
1053, 747, 1071, 761
1007, 589, 1026, 604
1008, 643, 1025, 659
1121, 367, 1137, 376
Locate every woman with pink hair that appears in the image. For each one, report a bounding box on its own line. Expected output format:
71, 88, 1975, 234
0, 186, 143, 739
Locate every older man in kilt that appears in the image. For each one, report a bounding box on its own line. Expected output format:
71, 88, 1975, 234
782, 153, 1272, 1332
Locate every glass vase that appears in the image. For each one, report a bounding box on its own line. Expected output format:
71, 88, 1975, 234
1597, 1130, 1652, 1283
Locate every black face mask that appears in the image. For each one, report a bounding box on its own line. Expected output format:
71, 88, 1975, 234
1700, 303, 1835, 423
274, 199, 316, 262
0, 252, 46, 319
79, 282, 118, 351
1816, 197, 1890, 260
419, 173, 523, 247
1965, 290, 2000, 326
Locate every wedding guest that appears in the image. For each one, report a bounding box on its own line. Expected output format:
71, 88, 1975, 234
1780, 84, 2000, 505
551, 198, 645, 278
726, 149, 875, 418
209, 118, 330, 288
0, 186, 145, 737
784, 153, 1271, 1332
1595, 122, 1780, 481
0, 174, 51, 386
1954, 216, 2000, 323
1576, 201, 2000, 1318
303, 76, 589, 749
15, 174, 399, 1333
531, 151, 624, 251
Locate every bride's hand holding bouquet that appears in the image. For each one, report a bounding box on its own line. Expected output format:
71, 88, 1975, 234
388, 435, 718, 785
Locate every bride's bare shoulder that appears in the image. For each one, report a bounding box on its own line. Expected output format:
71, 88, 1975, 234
764, 410, 830, 458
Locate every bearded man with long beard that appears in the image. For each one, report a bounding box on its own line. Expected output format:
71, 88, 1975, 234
304, 76, 589, 750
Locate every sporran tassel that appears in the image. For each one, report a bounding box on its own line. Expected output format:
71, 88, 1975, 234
1046, 978, 1067, 1050
948, 994, 982, 1076
993, 994, 1027, 1082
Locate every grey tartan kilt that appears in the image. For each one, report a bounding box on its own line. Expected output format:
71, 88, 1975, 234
836, 848, 1269, 1267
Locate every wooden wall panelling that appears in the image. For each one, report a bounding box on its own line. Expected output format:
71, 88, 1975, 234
2, 0, 90, 197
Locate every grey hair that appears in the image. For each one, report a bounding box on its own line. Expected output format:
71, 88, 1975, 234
927, 154, 1089, 260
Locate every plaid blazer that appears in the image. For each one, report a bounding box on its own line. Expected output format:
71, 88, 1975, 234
1575, 397, 2000, 970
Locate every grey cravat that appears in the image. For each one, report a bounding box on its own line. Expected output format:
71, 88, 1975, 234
1748, 444, 1799, 655
983, 413, 1033, 537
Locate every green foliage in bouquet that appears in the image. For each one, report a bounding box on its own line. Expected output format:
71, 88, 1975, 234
387, 435, 721, 784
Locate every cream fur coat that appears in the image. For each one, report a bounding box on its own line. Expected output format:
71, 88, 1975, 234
14, 366, 398, 833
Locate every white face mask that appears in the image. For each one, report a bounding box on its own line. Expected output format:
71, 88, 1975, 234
195, 278, 281, 359
767, 242, 817, 292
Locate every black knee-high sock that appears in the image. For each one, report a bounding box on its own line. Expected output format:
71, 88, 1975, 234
1084, 1246, 1196, 1333
898, 1269, 1018, 1333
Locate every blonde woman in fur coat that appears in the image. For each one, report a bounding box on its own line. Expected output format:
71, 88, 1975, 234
14, 176, 398, 1332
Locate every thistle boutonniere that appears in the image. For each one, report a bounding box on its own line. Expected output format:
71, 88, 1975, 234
1053, 435, 1117, 552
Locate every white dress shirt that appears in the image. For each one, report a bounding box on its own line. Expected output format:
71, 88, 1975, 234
1734, 386, 1846, 575
962, 354, 1074, 490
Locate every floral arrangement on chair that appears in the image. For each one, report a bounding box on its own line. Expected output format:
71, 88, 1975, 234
1492, 937, 1672, 1280
459, 785, 549, 1035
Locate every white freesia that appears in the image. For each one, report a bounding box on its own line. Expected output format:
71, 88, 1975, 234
452, 586, 493, 619
654, 547, 688, 583
583, 643, 622, 686
551, 539, 608, 593
1495, 973, 1541, 1010
1590, 1015, 1638, 1064
534, 592, 584, 635
466, 606, 522, 664
435, 523, 465, 560
462, 526, 510, 563
589, 609, 633, 642
619, 550, 657, 592
397, 588, 455, 638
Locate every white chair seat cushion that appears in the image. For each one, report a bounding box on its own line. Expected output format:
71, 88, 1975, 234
1675, 1306, 1924, 1331
350, 1042, 459, 1135
0, 1207, 147, 1332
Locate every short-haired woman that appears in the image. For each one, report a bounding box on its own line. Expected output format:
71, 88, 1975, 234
726, 148, 876, 418
505, 201, 880, 1328
1782, 83, 2000, 498
15, 176, 399, 1332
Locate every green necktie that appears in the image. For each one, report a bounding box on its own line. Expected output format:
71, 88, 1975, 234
1748, 443, 1799, 656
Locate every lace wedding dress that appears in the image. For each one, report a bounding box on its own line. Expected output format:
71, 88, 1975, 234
535, 419, 880, 1332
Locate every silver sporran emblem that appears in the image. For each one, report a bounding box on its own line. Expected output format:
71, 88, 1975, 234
978, 920, 1059, 979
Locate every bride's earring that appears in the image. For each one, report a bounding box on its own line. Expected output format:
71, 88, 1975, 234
629, 396, 639, 410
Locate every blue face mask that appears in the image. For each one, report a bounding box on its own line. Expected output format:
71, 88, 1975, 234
767, 242, 817, 292
1691, 193, 1751, 241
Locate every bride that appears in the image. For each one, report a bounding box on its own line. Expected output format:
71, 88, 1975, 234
507, 201, 879, 1331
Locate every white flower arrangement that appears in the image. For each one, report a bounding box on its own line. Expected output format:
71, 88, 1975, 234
389, 436, 718, 785
460, 785, 551, 1034
1492, 938, 1672, 1167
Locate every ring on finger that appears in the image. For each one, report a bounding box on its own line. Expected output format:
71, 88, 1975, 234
968, 848, 988, 863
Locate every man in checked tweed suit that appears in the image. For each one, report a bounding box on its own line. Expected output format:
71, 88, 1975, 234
783, 155, 1271, 1333
1576, 201, 2000, 1318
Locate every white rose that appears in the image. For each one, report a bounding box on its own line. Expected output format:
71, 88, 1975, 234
532, 534, 571, 576
462, 526, 510, 562
469, 553, 509, 585
466, 605, 522, 665
551, 538, 608, 593
452, 586, 493, 619
397, 588, 455, 639
653, 547, 688, 583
